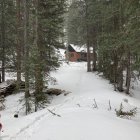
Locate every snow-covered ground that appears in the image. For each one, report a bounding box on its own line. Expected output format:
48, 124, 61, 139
0, 62, 140, 140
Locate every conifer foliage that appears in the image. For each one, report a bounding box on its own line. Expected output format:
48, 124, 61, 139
0, 0, 66, 114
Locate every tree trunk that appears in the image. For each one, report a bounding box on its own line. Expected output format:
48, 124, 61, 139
113, 51, 118, 91
87, 40, 91, 72
117, 60, 124, 92
23, 0, 30, 115
16, 0, 22, 89
125, 48, 131, 94
92, 42, 97, 71
85, 0, 91, 72
0, 73, 1, 83
34, 0, 44, 112
34, 0, 39, 112
1, 0, 6, 82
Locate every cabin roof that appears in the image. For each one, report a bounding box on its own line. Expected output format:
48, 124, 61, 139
68, 45, 76, 52
69, 44, 93, 53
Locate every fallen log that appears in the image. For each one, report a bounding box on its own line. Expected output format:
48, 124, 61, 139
0, 80, 16, 96
0, 95, 5, 110
46, 88, 64, 96
0, 80, 25, 96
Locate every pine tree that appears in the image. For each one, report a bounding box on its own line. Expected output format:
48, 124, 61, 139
31, 0, 66, 112
23, 0, 30, 115
0, 0, 16, 82
16, 0, 22, 89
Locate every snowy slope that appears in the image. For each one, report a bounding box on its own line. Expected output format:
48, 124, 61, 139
1, 62, 140, 140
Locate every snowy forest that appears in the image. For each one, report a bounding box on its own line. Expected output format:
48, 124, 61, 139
0, 0, 140, 140
0, 0, 66, 113
67, 0, 140, 94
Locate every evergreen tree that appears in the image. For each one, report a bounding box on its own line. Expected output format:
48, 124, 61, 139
0, 0, 16, 82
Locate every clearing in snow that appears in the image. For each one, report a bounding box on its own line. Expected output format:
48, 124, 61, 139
0, 62, 140, 140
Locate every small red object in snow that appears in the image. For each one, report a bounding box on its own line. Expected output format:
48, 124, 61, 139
0, 123, 2, 131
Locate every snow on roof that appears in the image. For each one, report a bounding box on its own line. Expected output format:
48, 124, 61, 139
70, 44, 93, 53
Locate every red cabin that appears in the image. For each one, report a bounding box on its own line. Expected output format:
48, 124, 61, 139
65, 44, 93, 62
